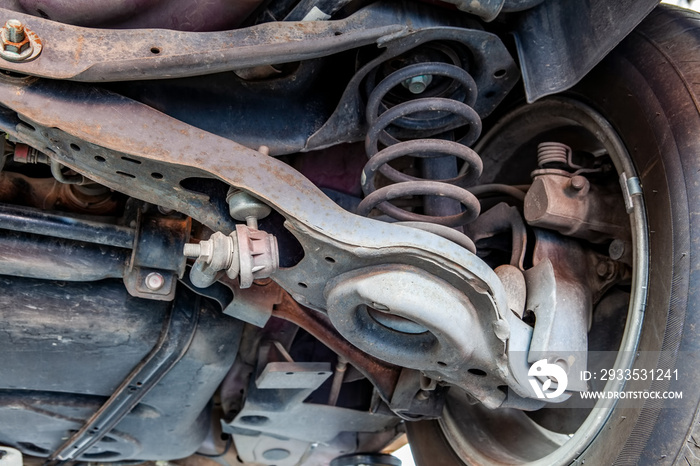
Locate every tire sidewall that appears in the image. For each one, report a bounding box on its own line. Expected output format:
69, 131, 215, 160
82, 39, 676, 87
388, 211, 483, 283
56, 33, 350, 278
564, 14, 700, 465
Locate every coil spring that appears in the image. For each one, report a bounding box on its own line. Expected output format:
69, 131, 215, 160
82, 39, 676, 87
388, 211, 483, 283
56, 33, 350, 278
536, 142, 571, 167
357, 61, 485, 235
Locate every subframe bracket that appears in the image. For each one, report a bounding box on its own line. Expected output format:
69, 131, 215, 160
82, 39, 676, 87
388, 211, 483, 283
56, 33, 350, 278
225, 350, 398, 466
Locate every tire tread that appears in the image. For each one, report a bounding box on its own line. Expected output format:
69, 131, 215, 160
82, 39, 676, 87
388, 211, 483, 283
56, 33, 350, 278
633, 5, 700, 466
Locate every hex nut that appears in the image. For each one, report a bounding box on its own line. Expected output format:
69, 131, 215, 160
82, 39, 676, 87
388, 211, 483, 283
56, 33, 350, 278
3, 36, 30, 54
0, 19, 41, 62
2, 20, 30, 53
402, 74, 433, 94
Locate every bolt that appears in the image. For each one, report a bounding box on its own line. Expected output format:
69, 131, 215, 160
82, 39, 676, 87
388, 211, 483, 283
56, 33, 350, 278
609, 239, 625, 260
569, 175, 588, 192
416, 390, 430, 401
5, 19, 24, 43
2, 19, 31, 55
145, 272, 165, 291
183, 232, 239, 284
183, 243, 201, 258
596, 261, 615, 280
402, 74, 433, 94
595, 262, 607, 277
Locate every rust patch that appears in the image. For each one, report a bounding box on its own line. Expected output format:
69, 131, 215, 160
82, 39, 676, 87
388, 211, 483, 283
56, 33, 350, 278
273, 288, 400, 401
74, 35, 84, 63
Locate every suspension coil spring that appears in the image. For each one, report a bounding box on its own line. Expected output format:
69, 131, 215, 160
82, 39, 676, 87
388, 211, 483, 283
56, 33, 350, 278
536, 142, 571, 167
357, 61, 485, 239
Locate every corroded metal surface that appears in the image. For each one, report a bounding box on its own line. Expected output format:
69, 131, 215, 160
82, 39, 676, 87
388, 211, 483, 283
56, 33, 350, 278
0, 4, 401, 80
273, 289, 401, 402
0, 2, 503, 82
0, 2, 521, 155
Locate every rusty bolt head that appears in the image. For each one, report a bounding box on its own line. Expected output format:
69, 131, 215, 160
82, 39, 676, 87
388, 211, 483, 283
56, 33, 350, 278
2, 20, 30, 54
0, 19, 40, 62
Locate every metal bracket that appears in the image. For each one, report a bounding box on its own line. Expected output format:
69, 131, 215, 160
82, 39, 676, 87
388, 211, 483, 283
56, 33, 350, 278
220, 277, 282, 327
123, 211, 191, 301
180, 267, 282, 327
524, 259, 588, 393
225, 359, 397, 450
388, 368, 446, 420
619, 171, 642, 214
123, 265, 178, 300
225, 340, 399, 464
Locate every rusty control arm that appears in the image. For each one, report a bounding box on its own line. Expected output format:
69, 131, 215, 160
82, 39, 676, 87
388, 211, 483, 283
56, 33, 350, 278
0, 3, 457, 81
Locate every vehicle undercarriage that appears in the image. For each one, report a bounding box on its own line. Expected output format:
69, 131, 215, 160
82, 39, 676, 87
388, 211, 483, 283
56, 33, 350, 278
1, 1, 699, 465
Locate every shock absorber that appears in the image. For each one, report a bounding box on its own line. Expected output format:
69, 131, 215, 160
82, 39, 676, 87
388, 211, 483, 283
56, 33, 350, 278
356, 59, 484, 250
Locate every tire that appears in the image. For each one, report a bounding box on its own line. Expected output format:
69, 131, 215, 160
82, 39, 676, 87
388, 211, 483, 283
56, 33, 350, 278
407, 5, 700, 465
